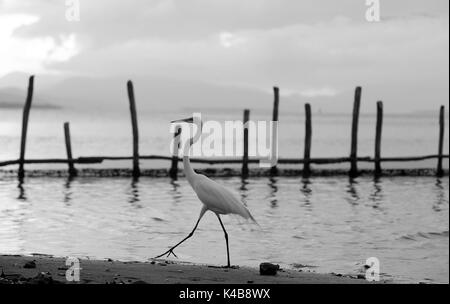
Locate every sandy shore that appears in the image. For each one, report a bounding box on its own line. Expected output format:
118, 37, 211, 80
0, 254, 372, 284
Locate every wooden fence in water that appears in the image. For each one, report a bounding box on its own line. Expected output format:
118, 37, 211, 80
0, 75, 448, 179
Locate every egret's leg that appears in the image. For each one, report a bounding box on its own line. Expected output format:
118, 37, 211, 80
216, 214, 231, 268
154, 206, 207, 259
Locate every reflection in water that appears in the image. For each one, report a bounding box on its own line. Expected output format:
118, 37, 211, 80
433, 179, 447, 212
300, 178, 312, 207
268, 177, 278, 208
63, 176, 75, 205
128, 178, 141, 207
169, 180, 182, 204
369, 178, 384, 210
346, 178, 360, 205
17, 178, 26, 201
240, 177, 249, 201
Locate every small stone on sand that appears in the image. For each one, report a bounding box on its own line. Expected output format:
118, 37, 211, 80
259, 262, 280, 276
23, 261, 36, 269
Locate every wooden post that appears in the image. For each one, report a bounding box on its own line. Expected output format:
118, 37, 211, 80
270, 86, 279, 175
169, 125, 182, 179
18, 75, 34, 178
64, 122, 77, 176
127, 80, 140, 178
374, 101, 383, 176
242, 109, 250, 177
350, 86, 362, 177
303, 103, 312, 178
437, 105, 445, 176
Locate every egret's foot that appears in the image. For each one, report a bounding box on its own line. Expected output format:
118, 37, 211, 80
154, 248, 178, 259
166, 249, 178, 258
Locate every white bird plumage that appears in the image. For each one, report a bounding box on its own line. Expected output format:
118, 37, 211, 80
184, 157, 255, 221
155, 115, 257, 267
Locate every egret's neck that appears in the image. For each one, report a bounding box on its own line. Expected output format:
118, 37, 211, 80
183, 155, 196, 186
182, 123, 202, 185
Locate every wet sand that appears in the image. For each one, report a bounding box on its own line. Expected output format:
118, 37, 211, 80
0, 254, 372, 284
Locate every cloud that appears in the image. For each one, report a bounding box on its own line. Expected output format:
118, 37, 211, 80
219, 32, 246, 48
4, 0, 447, 44
0, 0, 448, 111
46, 14, 448, 90
0, 13, 79, 76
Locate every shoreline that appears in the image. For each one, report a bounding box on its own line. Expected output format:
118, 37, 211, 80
0, 254, 374, 284
0, 167, 448, 178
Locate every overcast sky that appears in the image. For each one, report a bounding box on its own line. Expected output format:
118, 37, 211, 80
0, 0, 448, 112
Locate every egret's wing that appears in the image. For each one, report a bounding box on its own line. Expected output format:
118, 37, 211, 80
192, 175, 255, 221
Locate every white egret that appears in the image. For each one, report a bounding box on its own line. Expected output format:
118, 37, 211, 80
155, 115, 257, 267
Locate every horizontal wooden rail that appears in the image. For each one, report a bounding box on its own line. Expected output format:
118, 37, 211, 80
1, 154, 448, 167
375, 155, 449, 162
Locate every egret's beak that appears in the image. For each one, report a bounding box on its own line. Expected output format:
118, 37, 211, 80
171, 117, 194, 123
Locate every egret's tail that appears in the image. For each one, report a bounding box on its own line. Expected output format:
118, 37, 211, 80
238, 207, 260, 229
230, 213, 261, 231
248, 212, 260, 227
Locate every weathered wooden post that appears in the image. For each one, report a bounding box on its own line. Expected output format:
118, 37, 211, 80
64, 122, 77, 176
349, 86, 362, 177
270, 86, 279, 175
374, 101, 383, 176
437, 105, 445, 177
242, 109, 250, 177
127, 80, 140, 178
169, 125, 182, 179
303, 103, 312, 178
18, 75, 34, 179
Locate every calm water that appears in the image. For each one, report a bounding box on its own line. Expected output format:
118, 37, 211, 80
0, 175, 448, 283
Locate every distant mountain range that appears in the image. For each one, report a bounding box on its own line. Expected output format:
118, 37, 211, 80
0, 72, 447, 115
0, 87, 61, 109
0, 72, 309, 114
